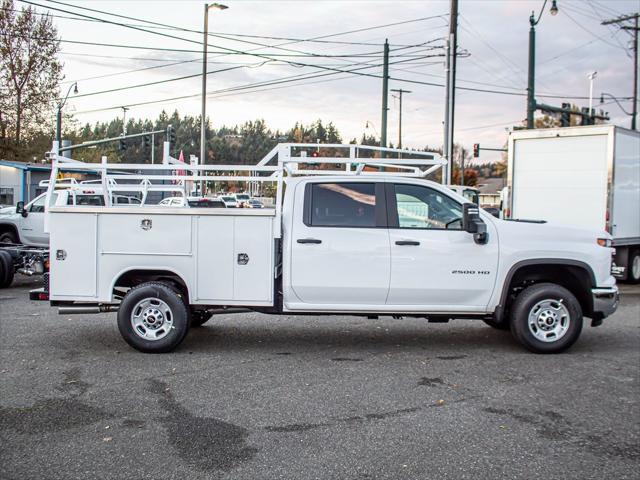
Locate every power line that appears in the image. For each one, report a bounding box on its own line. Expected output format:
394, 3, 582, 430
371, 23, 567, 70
1, 5, 426, 47
18, 1, 630, 114
562, 8, 629, 50
24, 0, 446, 83
70, 51, 442, 100
43, 0, 448, 43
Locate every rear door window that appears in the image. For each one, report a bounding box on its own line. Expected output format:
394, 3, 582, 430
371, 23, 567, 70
308, 182, 380, 228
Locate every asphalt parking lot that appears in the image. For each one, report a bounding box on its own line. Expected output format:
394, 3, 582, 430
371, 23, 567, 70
1, 276, 638, 480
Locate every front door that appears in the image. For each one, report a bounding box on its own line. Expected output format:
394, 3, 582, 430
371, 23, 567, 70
288, 181, 390, 307
386, 182, 498, 311
19, 194, 48, 246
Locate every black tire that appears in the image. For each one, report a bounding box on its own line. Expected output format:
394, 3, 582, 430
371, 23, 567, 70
482, 318, 510, 330
117, 282, 190, 353
190, 310, 213, 327
627, 249, 640, 284
509, 283, 583, 354
0, 231, 18, 244
0, 251, 14, 288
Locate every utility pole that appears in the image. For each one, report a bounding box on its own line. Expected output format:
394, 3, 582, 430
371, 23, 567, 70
443, 37, 451, 184
588, 71, 597, 114
391, 89, 411, 150
380, 39, 390, 157
56, 82, 77, 145
443, 0, 458, 184
603, 13, 639, 130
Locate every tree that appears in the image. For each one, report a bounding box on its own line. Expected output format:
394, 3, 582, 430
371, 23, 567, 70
0, 0, 63, 160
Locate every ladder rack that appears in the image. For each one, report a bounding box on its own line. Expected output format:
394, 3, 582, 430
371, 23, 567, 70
45, 141, 447, 237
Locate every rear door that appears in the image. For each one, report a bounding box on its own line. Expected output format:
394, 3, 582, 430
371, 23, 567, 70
289, 181, 390, 306
386, 182, 499, 311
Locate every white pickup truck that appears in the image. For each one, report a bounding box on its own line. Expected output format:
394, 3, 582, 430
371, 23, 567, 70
34, 143, 619, 355
0, 184, 141, 247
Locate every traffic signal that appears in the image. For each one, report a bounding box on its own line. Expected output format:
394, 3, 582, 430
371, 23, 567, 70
167, 125, 176, 145
118, 138, 127, 151
561, 103, 571, 127
311, 151, 319, 158
142, 135, 151, 148
473, 143, 480, 158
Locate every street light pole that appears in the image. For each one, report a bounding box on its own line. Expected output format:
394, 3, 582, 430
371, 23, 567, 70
526, 0, 558, 129
56, 82, 78, 145
201, 3, 228, 194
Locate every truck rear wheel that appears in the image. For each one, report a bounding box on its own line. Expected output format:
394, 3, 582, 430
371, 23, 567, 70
627, 249, 640, 284
509, 283, 583, 354
117, 282, 190, 353
0, 251, 15, 288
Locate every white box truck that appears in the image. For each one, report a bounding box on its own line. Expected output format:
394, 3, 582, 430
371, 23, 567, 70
506, 125, 640, 283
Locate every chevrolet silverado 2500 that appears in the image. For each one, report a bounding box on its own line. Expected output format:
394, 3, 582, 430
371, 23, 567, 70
34, 143, 619, 354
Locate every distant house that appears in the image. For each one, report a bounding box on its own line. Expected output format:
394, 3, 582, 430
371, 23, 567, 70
477, 177, 506, 207
0, 160, 99, 205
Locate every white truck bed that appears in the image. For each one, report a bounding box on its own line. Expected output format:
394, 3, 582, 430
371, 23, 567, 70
48, 207, 276, 305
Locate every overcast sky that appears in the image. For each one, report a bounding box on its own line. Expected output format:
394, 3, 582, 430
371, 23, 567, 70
24, 0, 639, 163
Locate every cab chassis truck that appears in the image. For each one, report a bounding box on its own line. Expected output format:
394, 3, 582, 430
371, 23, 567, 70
32, 142, 619, 354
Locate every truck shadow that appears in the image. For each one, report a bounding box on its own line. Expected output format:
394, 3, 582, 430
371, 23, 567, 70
174, 316, 624, 356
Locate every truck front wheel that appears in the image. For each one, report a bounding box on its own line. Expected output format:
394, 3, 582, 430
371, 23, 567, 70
0, 231, 18, 244
117, 282, 190, 353
509, 283, 583, 354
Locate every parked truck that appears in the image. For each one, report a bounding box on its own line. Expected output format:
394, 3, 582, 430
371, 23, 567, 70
505, 125, 640, 283
32, 143, 619, 355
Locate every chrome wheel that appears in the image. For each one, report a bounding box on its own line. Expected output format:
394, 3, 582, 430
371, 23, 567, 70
528, 299, 570, 343
130, 298, 174, 341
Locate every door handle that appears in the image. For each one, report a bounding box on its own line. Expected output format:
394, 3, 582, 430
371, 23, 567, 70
297, 238, 322, 244
395, 240, 420, 246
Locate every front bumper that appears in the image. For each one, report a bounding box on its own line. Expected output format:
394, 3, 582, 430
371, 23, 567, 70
591, 286, 619, 324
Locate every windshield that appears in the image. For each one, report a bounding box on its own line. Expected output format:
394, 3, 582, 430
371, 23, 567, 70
222, 196, 235, 202
235, 194, 250, 200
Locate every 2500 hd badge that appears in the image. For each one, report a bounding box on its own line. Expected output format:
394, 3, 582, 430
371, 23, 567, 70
451, 270, 491, 275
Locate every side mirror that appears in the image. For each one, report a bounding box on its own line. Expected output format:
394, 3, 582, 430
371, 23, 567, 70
463, 203, 488, 244
16, 201, 27, 217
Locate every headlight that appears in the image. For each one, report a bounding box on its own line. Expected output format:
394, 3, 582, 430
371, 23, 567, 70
597, 238, 612, 247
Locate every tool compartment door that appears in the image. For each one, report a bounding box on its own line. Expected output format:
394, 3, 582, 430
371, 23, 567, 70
49, 212, 98, 299
196, 214, 274, 304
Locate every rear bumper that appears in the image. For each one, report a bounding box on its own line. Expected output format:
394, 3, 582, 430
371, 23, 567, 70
591, 286, 619, 322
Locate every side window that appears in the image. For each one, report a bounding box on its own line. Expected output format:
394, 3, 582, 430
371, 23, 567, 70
309, 183, 377, 227
29, 195, 47, 213
394, 184, 463, 230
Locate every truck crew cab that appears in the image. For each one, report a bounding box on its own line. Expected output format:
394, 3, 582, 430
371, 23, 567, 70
35, 143, 619, 354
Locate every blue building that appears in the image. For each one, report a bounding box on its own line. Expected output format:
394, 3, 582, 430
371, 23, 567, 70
0, 160, 98, 206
